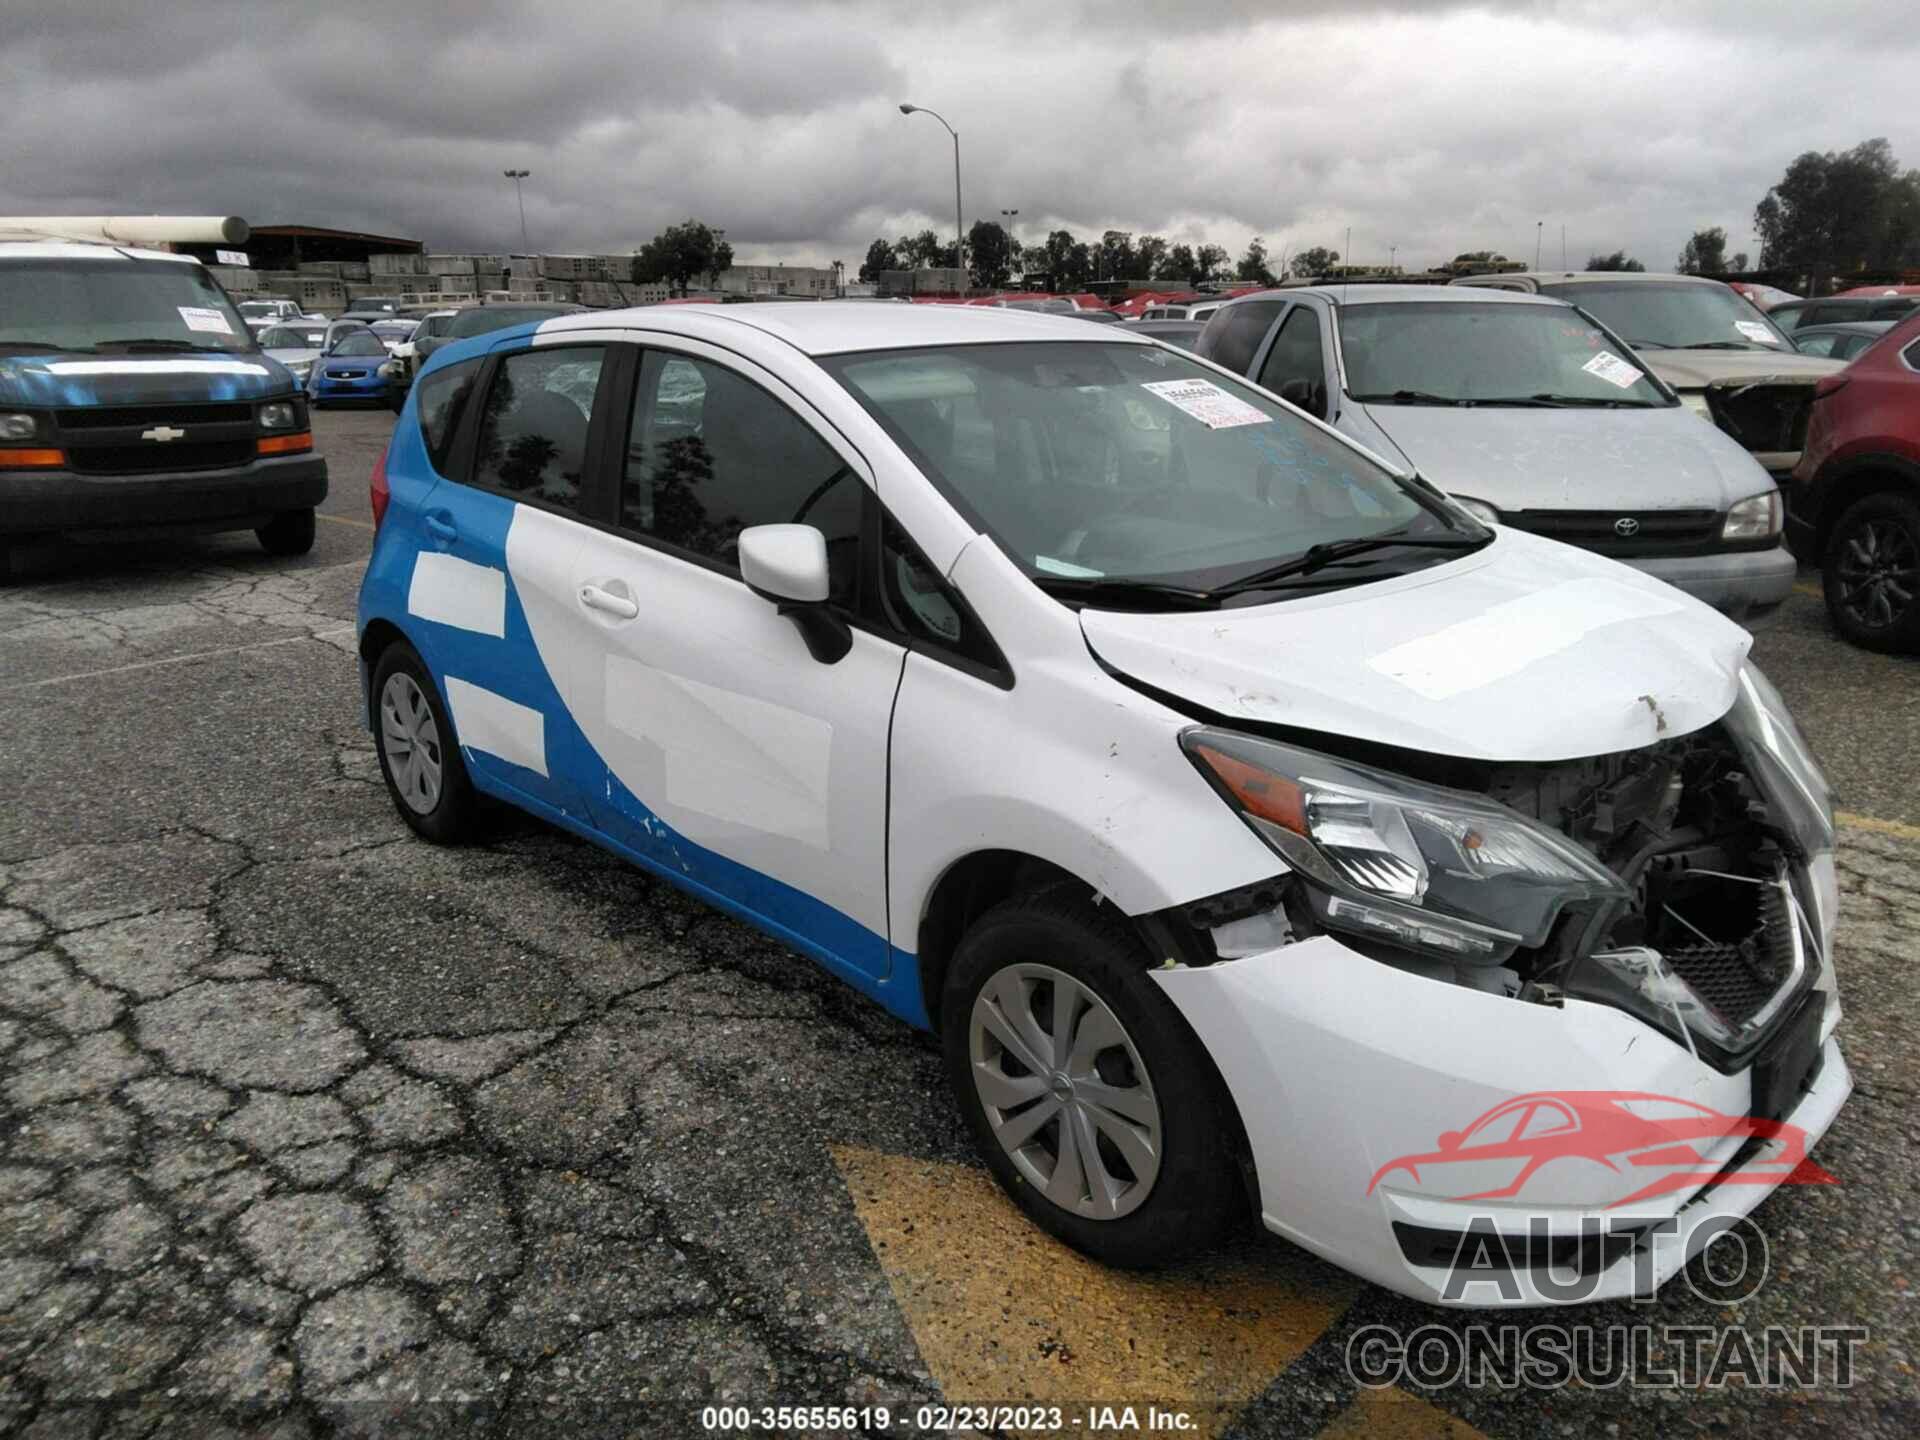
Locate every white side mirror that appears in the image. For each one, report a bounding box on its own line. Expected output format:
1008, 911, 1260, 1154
739, 524, 830, 604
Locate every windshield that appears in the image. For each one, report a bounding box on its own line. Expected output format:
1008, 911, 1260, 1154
825, 340, 1467, 593
371, 321, 416, 338
419, 313, 456, 337
1339, 301, 1669, 406
1536, 281, 1790, 351
0, 257, 256, 353
237, 301, 282, 318
330, 332, 388, 357
447, 306, 561, 337
259, 325, 326, 349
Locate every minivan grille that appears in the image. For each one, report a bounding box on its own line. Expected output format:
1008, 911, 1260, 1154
1500, 508, 1722, 557
67, 441, 255, 475
53, 401, 259, 477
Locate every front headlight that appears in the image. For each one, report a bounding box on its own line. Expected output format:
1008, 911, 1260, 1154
258, 401, 297, 431
1723, 489, 1783, 542
1, 412, 42, 441
1679, 390, 1711, 418
1183, 728, 1626, 962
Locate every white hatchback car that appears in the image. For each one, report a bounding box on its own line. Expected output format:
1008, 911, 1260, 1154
357, 302, 1847, 1306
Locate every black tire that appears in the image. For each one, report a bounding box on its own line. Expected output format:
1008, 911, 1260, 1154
257, 507, 316, 557
942, 888, 1243, 1268
370, 642, 479, 845
1823, 491, 1920, 653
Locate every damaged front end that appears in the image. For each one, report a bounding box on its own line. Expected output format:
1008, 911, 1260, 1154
1173, 662, 1837, 1077
1700, 377, 1818, 477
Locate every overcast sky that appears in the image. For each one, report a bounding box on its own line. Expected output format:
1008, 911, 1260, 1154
4, 1, 1916, 275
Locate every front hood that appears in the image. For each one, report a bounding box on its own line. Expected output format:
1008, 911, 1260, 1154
1358, 402, 1770, 510
1640, 348, 1841, 389
264, 348, 320, 367
0, 352, 292, 408
1080, 529, 1750, 762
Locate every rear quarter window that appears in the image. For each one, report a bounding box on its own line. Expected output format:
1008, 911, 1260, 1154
415, 358, 483, 473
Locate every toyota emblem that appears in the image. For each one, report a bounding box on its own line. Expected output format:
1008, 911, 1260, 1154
1614, 516, 1641, 537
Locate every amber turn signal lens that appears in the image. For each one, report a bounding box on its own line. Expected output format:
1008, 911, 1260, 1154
0, 447, 66, 469
257, 431, 313, 456
1190, 741, 1309, 835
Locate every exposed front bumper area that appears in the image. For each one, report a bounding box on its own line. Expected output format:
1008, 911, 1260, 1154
1154, 934, 1849, 1307
0, 454, 327, 538
1626, 543, 1796, 624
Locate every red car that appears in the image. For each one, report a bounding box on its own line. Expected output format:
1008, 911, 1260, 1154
1786, 308, 1920, 651
1367, 1091, 1834, 1211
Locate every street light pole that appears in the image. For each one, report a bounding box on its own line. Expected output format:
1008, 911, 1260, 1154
504, 169, 531, 254
1535, 219, 1543, 271
900, 103, 963, 287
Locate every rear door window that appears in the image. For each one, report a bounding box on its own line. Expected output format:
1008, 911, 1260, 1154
471, 346, 607, 513
1200, 300, 1284, 375
1256, 307, 1328, 398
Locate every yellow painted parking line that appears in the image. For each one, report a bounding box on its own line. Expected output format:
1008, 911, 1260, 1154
1315, 1385, 1491, 1440
317, 511, 376, 532
833, 1144, 1359, 1439
1793, 580, 1823, 598
1838, 811, 1920, 842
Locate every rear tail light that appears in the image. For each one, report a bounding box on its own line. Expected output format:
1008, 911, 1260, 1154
1812, 374, 1851, 402
370, 441, 391, 529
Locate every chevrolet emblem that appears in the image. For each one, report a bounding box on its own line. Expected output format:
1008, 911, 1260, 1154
141, 425, 186, 442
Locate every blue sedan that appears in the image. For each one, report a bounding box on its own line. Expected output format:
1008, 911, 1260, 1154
307, 329, 397, 407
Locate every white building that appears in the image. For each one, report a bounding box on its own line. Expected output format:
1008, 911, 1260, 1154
715, 263, 839, 297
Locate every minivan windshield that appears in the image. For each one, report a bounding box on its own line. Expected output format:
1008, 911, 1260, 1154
1535, 280, 1790, 352
0, 258, 256, 354
825, 341, 1483, 600
1340, 301, 1670, 407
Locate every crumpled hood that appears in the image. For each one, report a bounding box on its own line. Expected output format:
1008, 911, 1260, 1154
1358, 402, 1771, 511
1638, 348, 1841, 390
0, 352, 292, 408
1080, 529, 1751, 762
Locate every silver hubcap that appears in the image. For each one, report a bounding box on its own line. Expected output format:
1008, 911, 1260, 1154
968, 962, 1162, 1220
379, 672, 444, 815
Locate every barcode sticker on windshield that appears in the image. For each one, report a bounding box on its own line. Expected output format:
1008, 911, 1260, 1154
1734, 320, 1779, 344
1581, 350, 1643, 389
1141, 378, 1271, 429
178, 306, 234, 335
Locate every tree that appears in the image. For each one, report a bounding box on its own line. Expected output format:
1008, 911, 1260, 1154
1098, 230, 1136, 281
1290, 246, 1340, 278
1236, 237, 1276, 285
1755, 138, 1920, 270
1195, 244, 1229, 283
1135, 234, 1170, 278
967, 219, 1015, 289
1677, 226, 1728, 274
1030, 229, 1085, 289
858, 238, 899, 283
1586, 251, 1645, 272
1730, 251, 1750, 272
1156, 244, 1196, 283
631, 219, 732, 295
896, 229, 945, 268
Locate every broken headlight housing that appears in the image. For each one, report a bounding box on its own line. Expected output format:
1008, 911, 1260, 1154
1183, 728, 1626, 963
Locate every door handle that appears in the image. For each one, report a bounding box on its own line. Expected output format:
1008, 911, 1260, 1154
579, 584, 639, 620
424, 514, 458, 543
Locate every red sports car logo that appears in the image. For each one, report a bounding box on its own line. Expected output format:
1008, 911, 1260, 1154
1366, 1091, 1836, 1209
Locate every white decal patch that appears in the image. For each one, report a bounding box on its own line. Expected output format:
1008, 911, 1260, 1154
605, 655, 832, 849
407, 552, 506, 638
41, 359, 270, 377
1369, 577, 1684, 701
1580, 350, 1644, 389
215, 249, 250, 267
444, 677, 547, 777
178, 306, 235, 335
1734, 320, 1779, 345
1141, 378, 1272, 429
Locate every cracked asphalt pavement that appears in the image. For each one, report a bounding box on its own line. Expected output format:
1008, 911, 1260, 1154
1, 408, 1916, 1437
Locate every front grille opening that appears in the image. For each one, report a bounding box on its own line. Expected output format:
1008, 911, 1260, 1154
67, 441, 255, 475
1501, 508, 1722, 557
1640, 863, 1794, 1031
57, 403, 252, 430
1704, 384, 1813, 455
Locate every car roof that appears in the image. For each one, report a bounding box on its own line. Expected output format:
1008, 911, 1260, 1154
1225, 283, 1569, 310
535, 299, 1155, 356
0, 240, 197, 263
1474, 270, 1724, 287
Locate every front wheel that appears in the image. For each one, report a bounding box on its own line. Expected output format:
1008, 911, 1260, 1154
257, 508, 316, 557
1824, 491, 1920, 653
942, 889, 1242, 1267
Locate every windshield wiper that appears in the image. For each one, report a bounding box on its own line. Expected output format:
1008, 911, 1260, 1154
1031, 575, 1221, 611
1621, 338, 1672, 349
1489, 393, 1658, 408
1212, 530, 1489, 596
1469, 396, 1571, 407
1677, 341, 1775, 351
1349, 389, 1471, 406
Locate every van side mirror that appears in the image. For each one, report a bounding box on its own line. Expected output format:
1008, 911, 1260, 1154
738, 523, 851, 664
1278, 378, 1326, 420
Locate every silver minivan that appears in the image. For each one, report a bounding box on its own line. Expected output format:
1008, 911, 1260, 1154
1197, 286, 1796, 622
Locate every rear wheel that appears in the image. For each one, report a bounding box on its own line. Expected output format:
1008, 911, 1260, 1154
942, 888, 1242, 1267
371, 642, 478, 844
257, 507, 316, 557
1824, 491, 1920, 653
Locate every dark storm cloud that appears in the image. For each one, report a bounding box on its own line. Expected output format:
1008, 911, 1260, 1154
2, 2, 1914, 270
